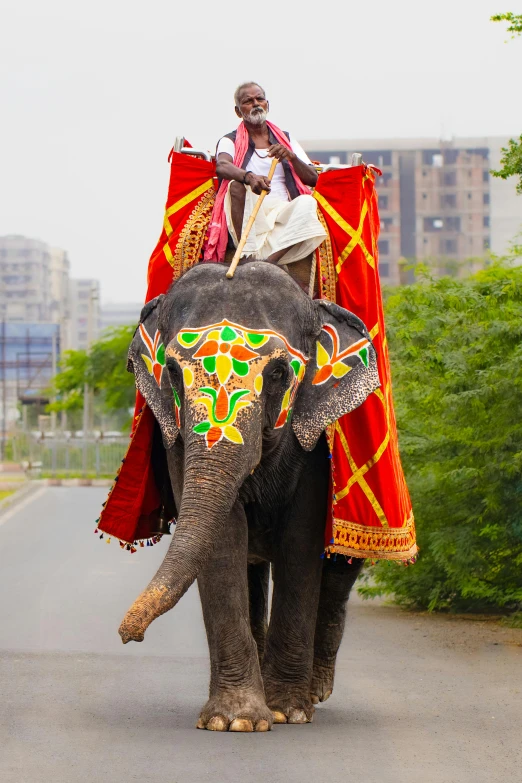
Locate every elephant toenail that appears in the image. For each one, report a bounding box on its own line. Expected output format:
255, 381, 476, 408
255, 720, 270, 732
196, 717, 206, 729
229, 719, 254, 732
207, 715, 228, 731
272, 710, 287, 723
288, 709, 308, 724
321, 689, 332, 702
311, 695, 319, 705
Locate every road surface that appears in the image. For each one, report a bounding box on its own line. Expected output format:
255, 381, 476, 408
1, 487, 521, 783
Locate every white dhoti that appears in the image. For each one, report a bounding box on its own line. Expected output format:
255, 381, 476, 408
224, 186, 327, 264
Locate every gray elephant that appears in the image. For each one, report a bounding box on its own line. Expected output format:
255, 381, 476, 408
119, 261, 379, 732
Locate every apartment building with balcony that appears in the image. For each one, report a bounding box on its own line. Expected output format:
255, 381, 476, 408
302, 137, 521, 285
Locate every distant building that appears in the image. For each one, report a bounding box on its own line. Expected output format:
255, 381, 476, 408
0, 235, 53, 322
0, 235, 70, 324
49, 246, 70, 328
0, 237, 103, 425
100, 302, 142, 333
0, 322, 61, 425
302, 137, 522, 284
68, 279, 101, 351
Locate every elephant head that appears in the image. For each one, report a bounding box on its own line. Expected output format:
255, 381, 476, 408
119, 262, 379, 643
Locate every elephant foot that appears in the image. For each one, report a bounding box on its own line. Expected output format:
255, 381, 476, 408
264, 684, 315, 724
310, 658, 335, 704
196, 689, 273, 732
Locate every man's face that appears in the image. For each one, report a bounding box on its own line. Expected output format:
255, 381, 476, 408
235, 85, 268, 125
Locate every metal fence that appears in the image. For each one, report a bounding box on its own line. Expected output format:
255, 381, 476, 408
7, 433, 128, 478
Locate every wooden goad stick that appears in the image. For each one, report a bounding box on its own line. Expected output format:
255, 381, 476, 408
226, 157, 278, 279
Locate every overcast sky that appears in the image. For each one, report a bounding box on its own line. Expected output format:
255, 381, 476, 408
1, 0, 520, 303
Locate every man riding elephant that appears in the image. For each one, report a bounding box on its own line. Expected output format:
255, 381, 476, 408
204, 82, 327, 265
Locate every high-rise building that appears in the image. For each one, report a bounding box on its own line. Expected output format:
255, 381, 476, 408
302, 137, 522, 285
0, 235, 71, 326
0, 236, 103, 426
0, 235, 53, 322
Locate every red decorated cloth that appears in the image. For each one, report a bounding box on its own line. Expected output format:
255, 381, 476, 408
204, 121, 311, 261
314, 166, 416, 560
98, 150, 415, 561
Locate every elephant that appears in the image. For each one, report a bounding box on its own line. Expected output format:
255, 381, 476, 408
119, 260, 380, 732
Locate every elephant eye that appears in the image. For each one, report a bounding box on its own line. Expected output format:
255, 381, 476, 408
166, 356, 182, 382
267, 360, 289, 384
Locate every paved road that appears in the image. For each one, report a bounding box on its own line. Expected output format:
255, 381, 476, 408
1, 487, 521, 783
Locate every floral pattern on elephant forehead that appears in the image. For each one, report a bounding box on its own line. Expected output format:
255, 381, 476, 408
172, 320, 310, 448
193, 385, 252, 449
177, 319, 307, 379
312, 324, 371, 386
139, 324, 165, 386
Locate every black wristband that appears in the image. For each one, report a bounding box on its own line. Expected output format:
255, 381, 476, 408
243, 170, 250, 185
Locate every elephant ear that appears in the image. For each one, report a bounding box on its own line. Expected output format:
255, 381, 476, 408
291, 300, 380, 452
127, 294, 179, 448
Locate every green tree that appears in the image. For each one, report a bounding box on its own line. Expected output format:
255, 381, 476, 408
50, 325, 136, 416
491, 13, 522, 192
360, 257, 522, 614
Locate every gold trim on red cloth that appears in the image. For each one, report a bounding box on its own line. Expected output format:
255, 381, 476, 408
314, 167, 416, 562
328, 512, 416, 560
170, 188, 215, 278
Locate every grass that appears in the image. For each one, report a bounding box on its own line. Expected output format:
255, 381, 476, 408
0, 490, 15, 501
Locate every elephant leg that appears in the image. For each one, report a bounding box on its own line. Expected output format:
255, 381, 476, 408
248, 560, 270, 663
311, 557, 364, 704
262, 452, 327, 724
196, 502, 273, 732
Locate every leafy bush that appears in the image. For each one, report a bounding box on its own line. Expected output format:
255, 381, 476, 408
50, 325, 136, 416
361, 261, 522, 613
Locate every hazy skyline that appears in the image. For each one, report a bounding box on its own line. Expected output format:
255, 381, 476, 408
1, 0, 520, 302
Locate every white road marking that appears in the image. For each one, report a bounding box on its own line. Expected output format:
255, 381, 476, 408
0, 486, 48, 528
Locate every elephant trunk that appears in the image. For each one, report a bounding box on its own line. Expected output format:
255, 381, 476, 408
118, 446, 246, 643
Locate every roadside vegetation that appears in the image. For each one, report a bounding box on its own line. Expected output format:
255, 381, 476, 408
361, 255, 522, 616
49, 324, 136, 429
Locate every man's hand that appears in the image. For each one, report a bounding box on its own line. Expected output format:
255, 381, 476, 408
245, 172, 272, 195
268, 144, 296, 162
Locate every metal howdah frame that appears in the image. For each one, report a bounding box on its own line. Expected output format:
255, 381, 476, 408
172, 135, 363, 172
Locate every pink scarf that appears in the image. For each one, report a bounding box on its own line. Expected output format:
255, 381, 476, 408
203, 121, 311, 261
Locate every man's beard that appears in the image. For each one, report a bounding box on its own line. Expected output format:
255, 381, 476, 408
243, 108, 267, 125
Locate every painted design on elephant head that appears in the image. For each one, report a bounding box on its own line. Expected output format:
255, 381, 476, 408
178, 324, 268, 385
312, 324, 370, 386
171, 320, 309, 448
172, 387, 182, 428
139, 324, 166, 386
275, 358, 306, 428
193, 386, 251, 449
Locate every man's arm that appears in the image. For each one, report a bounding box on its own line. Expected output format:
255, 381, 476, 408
267, 144, 318, 187
215, 153, 272, 195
